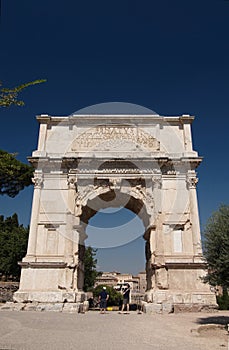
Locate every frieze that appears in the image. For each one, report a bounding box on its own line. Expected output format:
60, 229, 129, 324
77, 168, 160, 174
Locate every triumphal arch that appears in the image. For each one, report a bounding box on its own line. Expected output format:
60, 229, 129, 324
14, 108, 216, 311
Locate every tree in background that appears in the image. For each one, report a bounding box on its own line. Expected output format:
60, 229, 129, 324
0, 150, 34, 197
202, 204, 229, 309
0, 79, 46, 196
0, 213, 29, 280
203, 204, 229, 288
0, 80, 45, 280
0, 79, 46, 107
83, 246, 101, 292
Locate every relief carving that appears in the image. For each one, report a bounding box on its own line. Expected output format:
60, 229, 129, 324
74, 179, 155, 217
109, 178, 121, 190
74, 183, 110, 215
129, 184, 146, 200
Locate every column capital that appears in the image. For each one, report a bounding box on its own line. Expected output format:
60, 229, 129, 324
186, 173, 198, 189
67, 174, 77, 189
32, 173, 43, 189
152, 174, 162, 189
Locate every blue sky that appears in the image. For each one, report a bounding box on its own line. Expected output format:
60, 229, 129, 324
0, 0, 229, 274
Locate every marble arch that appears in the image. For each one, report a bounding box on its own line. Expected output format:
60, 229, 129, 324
14, 112, 217, 312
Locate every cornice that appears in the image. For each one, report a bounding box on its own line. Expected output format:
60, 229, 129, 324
36, 114, 195, 125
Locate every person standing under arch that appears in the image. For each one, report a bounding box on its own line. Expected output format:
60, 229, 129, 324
120, 284, 131, 314
98, 286, 109, 314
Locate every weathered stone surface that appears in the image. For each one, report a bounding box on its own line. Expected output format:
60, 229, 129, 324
13, 291, 29, 303
63, 303, 80, 313
162, 302, 174, 313
0, 302, 89, 313
62, 292, 76, 303
153, 290, 168, 304
24, 302, 39, 311
14, 112, 217, 310
173, 303, 218, 313
83, 301, 89, 312
36, 303, 63, 312
0, 301, 25, 311
155, 268, 168, 289
142, 302, 162, 314
23, 302, 64, 312
75, 292, 86, 303
141, 300, 173, 314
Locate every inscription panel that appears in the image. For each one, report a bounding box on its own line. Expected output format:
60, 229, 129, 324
72, 126, 160, 151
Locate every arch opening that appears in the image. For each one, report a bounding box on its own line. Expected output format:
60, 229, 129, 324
80, 190, 149, 227
77, 191, 153, 293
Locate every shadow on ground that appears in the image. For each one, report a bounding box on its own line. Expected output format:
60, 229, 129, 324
196, 316, 229, 326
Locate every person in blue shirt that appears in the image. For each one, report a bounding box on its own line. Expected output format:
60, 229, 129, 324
98, 286, 109, 314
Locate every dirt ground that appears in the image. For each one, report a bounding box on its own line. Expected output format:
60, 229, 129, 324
0, 309, 228, 350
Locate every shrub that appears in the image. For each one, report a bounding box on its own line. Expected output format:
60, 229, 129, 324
216, 288, 229, 310
92, 285, 123, 307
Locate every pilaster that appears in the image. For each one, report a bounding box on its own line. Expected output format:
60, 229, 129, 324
186, 171, 203, 257
23, 171, 43, 261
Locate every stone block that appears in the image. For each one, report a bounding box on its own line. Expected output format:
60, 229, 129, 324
154, 291, 167, 303
78, 303, 86, 314
36, 304, 46, 311
24, 302, 39, 311
0, 302, 25, 311
28, 292, 64, 303
12, 302, 26, 311
13, 291, 29, 303
83, 301, 89, 312
36, 303, 63, 312
144, 291, 153, 303
62, 292, 76, 303
142, 303, 162, 314
173, 294, 183, 303
192, 294, 204, 304
63, 303, 80, 313
183, 293, 192, 304
156, 268, 168, 289
162, 302, 174, 313
173, 303, 203, 313
75, 292, 86, 302
0, 302, 15, 310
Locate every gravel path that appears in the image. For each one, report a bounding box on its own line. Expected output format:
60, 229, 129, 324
0, 310, 228, 350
